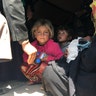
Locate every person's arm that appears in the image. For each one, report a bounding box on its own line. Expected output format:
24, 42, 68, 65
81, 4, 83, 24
2, 0, 37, 59
45, 43, 64, 62
81, 41, 96, 72
23, 46, 36, 65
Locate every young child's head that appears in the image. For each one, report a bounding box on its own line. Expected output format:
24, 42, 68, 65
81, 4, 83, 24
57, 25, 73, 43
31, 19, 54, 45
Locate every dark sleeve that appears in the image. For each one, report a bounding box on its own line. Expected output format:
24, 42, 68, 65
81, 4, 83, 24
81, 41, 96, 72
0, 0, 4, 15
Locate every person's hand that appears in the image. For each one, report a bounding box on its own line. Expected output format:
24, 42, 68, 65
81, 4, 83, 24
21, 40, 37, 55
21, 40, 37, 64
64, 49, 68, 58
41, 56, 48, 62
27, 52, 37, 64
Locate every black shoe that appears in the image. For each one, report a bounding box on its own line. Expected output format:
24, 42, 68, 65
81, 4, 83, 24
0, 88, 10, 95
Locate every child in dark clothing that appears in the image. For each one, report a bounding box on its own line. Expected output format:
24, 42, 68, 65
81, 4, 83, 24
57, 25, 74, 53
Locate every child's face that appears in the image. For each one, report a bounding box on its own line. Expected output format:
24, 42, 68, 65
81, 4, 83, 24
57, 30, 69, 43
34, 26, 50, 45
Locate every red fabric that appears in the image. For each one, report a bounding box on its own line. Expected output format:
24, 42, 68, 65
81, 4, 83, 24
21, 62, 48, 83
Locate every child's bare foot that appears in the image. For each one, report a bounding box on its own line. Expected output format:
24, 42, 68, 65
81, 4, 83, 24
27, 80, 34, 85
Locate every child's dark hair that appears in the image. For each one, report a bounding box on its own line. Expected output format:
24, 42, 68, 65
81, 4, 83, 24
57, 25, 74, 41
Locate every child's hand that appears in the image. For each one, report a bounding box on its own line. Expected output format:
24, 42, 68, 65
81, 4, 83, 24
21, 40, 37, 64
64, 49, 68, 58
41, 56, 48, 62
27, 52, 37, 64
22, 40, 37, 55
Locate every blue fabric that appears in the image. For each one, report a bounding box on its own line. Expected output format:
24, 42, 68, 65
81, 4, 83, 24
78, 41, 91, 51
